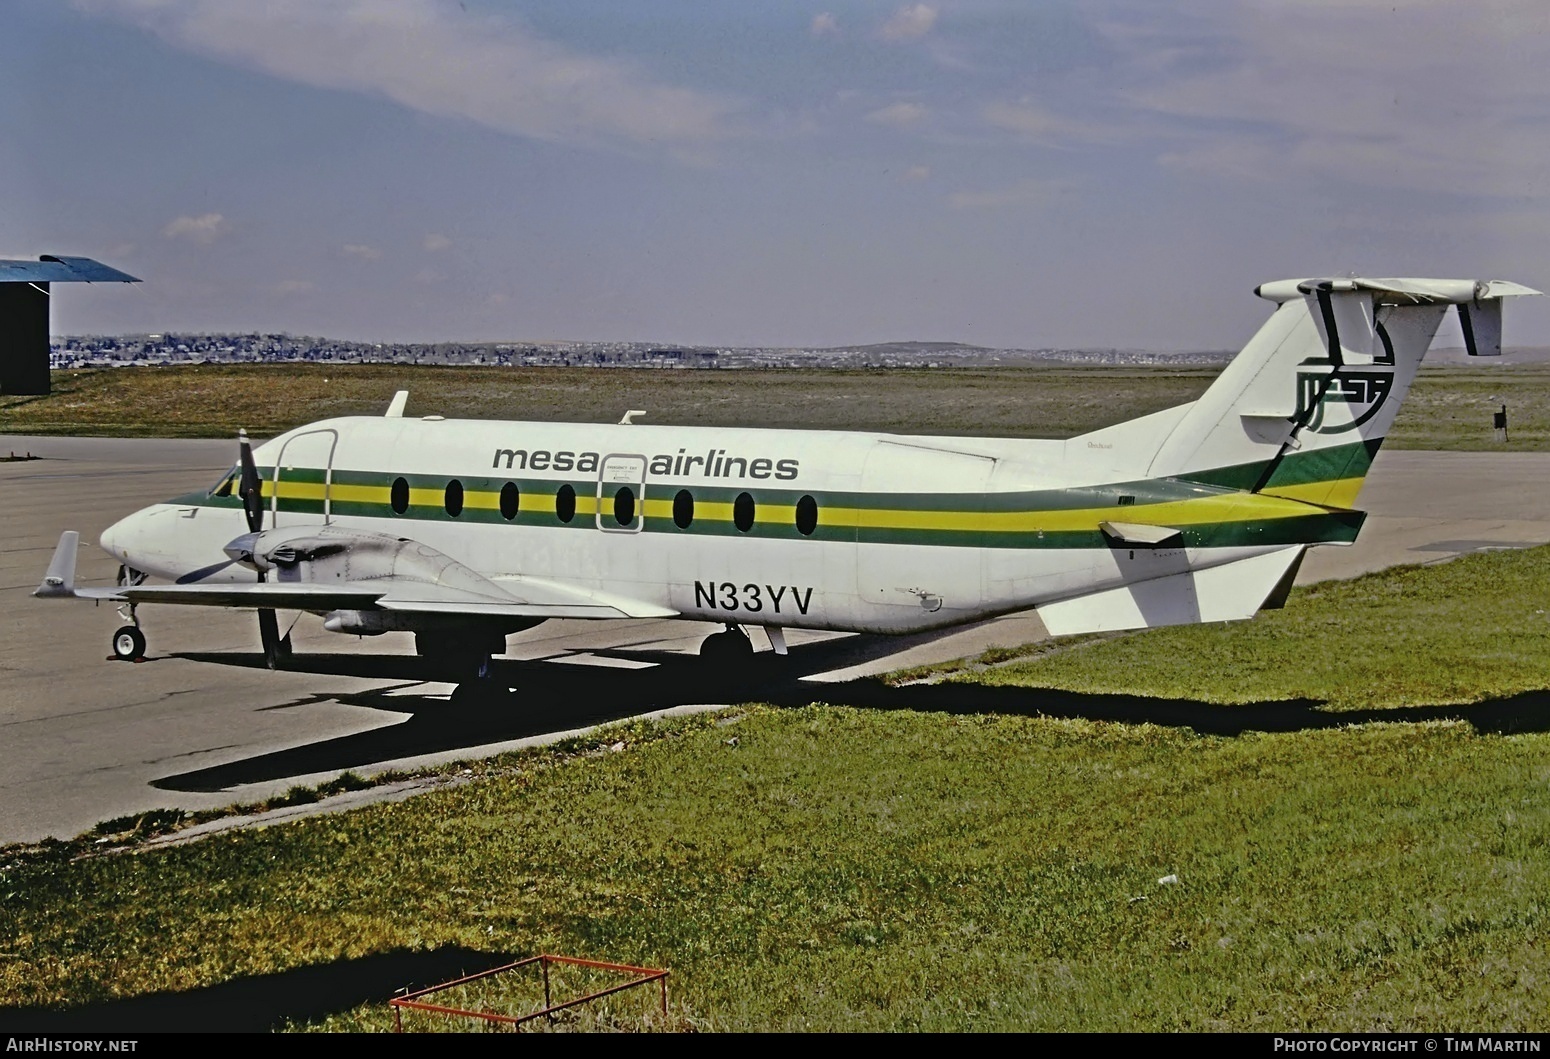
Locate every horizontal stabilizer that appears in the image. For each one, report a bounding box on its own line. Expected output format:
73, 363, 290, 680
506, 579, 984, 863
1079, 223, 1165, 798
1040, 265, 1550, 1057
1037, 545, 1305, 636
1254, 277, 1541, 305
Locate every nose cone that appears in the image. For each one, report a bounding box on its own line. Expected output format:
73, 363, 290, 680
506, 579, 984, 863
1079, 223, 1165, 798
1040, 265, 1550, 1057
98, 512, 136, 565
99, 506, 166, 572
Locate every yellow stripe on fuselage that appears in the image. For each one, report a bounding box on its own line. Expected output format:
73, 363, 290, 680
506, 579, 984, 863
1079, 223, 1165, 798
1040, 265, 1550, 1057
1258, 476, 1365, 510
257, 480, 1337, 532
824, 490, 1323, 533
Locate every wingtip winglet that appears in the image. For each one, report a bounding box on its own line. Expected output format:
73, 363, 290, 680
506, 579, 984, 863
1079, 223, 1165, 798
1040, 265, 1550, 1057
34, 531, 79, 597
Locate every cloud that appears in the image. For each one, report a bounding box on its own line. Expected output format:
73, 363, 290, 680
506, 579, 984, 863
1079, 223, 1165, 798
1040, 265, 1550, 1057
422, 232, 453, 252
161, 212, 229, 244
342, 243, 382, 260
274, 279, 315, 295
948, 179, 1063, 211
981, 99, 1108, 146
78, 0, 738, 149
866, 102, 927, 128
1098, 0, 1550, 198
810, 13, 839, 38
880, 4, 937, 42
903, 165, 930, 182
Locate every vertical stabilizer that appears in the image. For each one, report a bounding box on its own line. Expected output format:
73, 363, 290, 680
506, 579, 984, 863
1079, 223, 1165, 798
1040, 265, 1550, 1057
1137, 278, 1538, 506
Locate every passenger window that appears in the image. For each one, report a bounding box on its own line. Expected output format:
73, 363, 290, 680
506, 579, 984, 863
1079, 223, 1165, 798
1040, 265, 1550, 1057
614, 486, 635, 527
445, 479, 464, 517
796, 494, 818, 536
556, 484, 576, 524
500, 482, 520, 520
390, 477, 409, 515
734, 492, 755, 533
673, 489, 694, 529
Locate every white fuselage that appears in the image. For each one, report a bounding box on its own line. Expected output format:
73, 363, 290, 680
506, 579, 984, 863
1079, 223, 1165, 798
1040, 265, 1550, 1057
99, 414, 1302, 636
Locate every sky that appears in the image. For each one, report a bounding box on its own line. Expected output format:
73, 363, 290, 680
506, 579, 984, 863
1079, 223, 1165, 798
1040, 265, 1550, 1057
4, 0, 1550, 350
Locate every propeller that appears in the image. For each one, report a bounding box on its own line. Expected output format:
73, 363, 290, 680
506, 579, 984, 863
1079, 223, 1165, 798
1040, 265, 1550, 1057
237, 429, 286, 669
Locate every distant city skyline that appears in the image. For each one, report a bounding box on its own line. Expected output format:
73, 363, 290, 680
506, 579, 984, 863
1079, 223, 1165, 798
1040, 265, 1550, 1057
7, 1, 1549, 350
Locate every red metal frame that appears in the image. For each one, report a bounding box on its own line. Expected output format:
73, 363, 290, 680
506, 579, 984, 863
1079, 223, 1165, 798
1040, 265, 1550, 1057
389, 953, 669, 1032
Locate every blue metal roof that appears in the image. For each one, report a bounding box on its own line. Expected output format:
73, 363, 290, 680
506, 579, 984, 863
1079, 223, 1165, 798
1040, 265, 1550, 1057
0, 256, 139, 284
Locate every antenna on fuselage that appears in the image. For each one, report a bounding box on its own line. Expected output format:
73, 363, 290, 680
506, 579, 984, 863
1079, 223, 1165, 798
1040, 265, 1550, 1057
619, 409, 646, 424
384, 390, 408, 417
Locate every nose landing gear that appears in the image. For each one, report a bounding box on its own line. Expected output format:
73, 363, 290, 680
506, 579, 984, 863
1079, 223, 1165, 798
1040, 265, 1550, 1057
111, 624, 146, 662
111, 601, 146, 661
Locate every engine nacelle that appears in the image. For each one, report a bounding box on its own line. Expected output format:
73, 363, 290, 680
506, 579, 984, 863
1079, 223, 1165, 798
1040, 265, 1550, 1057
321, 609, 400, 635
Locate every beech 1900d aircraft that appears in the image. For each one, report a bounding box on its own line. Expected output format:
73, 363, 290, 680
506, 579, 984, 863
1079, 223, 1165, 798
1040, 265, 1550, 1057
34, 276, 1539, 699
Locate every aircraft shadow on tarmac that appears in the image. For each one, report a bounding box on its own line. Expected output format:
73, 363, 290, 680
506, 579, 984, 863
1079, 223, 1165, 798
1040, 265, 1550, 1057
0, 945, 512, 1033
152, 632, 1550, 794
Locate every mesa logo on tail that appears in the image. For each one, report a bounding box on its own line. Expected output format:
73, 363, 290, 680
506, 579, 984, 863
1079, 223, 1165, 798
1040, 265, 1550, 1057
1295, 366, 1395, 434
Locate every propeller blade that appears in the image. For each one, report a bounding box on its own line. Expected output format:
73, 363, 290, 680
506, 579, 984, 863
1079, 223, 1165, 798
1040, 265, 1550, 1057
237, 429, 265, 535
236, 430, 284, 665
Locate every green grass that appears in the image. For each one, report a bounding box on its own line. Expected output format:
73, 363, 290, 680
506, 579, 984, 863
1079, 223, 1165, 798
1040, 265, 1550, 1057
971, 545, 1550, 710
2, 549, 1549, 1032
3, 361, 1548, 449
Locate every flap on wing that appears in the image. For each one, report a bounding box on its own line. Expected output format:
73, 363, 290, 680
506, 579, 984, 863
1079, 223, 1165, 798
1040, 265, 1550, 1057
376, 600, 644, 620
122, 583, 384, 609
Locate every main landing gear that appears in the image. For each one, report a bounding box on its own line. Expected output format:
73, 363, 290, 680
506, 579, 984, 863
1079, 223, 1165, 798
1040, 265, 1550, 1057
418, 631, 510, 706
699, 623, 754, 672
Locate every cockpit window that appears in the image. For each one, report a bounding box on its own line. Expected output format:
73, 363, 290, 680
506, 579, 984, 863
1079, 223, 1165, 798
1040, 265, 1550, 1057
210, 466, 239, 498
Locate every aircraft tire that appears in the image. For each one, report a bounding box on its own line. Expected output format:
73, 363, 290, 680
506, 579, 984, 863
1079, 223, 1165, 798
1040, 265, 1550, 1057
700, 627, 753, 671
450, 680, 508, 707
112, 626, 146, 662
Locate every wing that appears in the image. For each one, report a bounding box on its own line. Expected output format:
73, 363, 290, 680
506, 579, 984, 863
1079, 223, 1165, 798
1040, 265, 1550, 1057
35, 529, 677, 621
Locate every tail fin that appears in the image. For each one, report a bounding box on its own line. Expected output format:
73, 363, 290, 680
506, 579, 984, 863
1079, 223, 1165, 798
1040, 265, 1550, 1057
1077, 278, 1539, 507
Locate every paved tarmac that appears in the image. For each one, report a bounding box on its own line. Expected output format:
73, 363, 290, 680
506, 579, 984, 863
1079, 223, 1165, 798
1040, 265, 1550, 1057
3, 434, 1549, 844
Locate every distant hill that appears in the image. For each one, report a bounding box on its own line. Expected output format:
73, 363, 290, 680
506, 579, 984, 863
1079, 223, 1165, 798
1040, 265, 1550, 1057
1427, 346, 1550, 365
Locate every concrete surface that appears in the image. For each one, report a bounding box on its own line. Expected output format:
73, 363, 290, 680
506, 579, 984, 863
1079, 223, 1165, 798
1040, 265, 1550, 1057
4, 434, 1549, 844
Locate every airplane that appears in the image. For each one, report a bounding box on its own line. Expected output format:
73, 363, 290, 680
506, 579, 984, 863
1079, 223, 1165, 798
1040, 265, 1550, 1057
34, 275, 1539, 701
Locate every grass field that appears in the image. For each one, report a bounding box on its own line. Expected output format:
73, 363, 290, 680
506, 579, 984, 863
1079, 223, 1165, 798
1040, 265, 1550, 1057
2, 546, 1548, 1032
4, 359, 1548, 1031
3, 360, 1549, 449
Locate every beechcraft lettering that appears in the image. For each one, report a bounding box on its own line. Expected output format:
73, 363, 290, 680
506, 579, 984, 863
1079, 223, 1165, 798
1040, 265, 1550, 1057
493, 446, 800, 480
34, 274, 1539, 705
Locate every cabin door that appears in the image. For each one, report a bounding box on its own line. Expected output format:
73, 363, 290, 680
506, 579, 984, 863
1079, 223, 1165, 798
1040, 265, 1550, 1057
272, 428, 338, 527
596, 453, 647, 534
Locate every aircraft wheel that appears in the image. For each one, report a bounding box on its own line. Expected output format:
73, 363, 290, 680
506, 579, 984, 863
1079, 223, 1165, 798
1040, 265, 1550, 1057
700, 627, 753, 671
112, 626, 146, 662
450, 680, 508, 707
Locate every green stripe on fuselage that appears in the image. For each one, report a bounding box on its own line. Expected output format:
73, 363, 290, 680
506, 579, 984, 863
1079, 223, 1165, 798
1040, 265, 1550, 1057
1178, 438, 1382, 492
162, 455, 1367, 550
